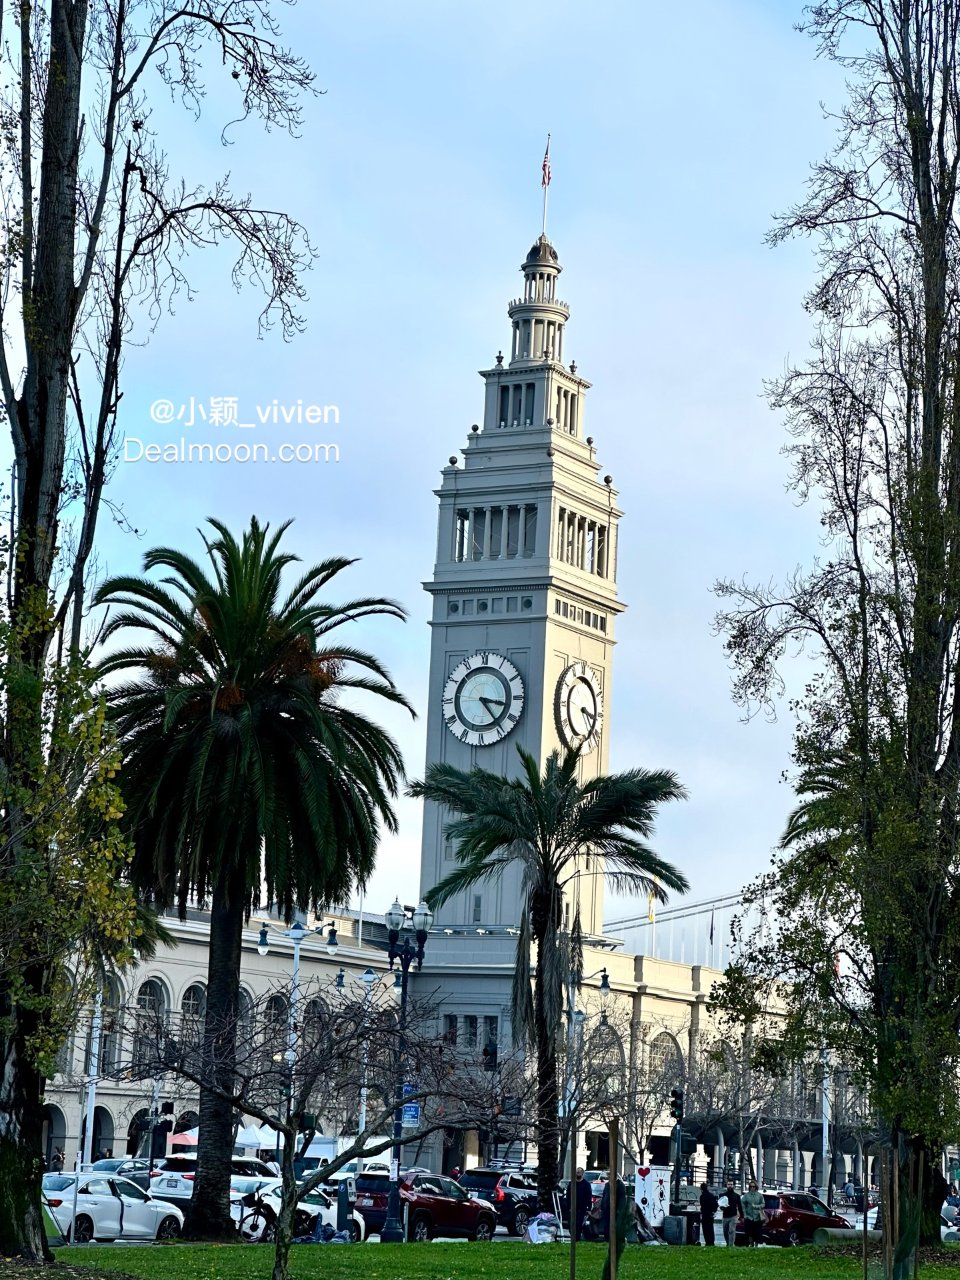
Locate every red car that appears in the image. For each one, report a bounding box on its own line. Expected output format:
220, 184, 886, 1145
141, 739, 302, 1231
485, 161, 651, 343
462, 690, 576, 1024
738, 1191, 852, 1246
354, 1171, 497, 1241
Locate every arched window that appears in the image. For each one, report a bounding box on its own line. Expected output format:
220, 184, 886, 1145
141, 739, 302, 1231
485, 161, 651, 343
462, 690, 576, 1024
133, 979, 167, 1074
302, 998, 327, 1050
649, 1031, 684, 1084
181, 984, 206, 1022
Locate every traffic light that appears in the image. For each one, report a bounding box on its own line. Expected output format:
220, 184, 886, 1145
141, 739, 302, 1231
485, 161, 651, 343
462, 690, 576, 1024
669, 1087, 685, 1122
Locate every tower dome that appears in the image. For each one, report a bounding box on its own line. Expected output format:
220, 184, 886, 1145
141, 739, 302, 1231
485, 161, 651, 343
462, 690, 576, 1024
525, 234, 560, 267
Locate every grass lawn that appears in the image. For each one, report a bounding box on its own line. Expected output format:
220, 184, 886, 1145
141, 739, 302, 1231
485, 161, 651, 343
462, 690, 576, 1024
46, 1242, 960, 1280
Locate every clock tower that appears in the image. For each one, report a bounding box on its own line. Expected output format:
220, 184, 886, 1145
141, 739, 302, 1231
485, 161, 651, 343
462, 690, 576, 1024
418, 233, 624, 937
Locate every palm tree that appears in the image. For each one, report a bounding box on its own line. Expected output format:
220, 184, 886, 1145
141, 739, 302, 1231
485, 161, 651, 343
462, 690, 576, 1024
409, 746, 688, 1207
94, 517, 412, 1238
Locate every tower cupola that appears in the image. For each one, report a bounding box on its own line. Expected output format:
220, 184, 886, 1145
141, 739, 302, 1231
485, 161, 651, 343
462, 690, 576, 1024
508, 234, 570, 365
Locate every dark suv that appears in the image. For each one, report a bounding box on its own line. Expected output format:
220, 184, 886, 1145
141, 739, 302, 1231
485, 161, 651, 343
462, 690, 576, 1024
459, 1168, 538, 1236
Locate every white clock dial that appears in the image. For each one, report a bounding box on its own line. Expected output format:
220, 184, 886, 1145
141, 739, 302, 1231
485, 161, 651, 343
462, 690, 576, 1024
443, 652, 525, 746
556, 661, 604, 753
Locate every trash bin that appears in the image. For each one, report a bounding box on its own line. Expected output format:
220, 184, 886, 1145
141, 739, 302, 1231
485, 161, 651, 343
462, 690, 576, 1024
662, 1215, 684, 1245
684, 1212, 700, 1245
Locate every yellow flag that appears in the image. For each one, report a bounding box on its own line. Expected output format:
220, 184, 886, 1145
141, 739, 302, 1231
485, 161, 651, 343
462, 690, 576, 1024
647, 891, 656, 924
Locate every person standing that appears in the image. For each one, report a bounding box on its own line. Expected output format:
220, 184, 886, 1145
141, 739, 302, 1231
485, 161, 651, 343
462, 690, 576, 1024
50, 1147, 65, 1173
741, 1180, 765, 1246
721, 1180, 742, 1248
699, 1182, 718, 1246
567, 1167, 593, 1241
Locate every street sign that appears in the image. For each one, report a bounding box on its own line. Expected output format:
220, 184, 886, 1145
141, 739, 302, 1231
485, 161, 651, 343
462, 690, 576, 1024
401, 1083, 420, 1127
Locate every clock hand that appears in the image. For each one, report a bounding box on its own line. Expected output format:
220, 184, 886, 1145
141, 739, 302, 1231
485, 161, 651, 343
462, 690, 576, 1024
478, 695, 505, 721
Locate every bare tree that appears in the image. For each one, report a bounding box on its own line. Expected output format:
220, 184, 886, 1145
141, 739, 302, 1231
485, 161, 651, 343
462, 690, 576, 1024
0, 1, 315, 1258
128, 979, 524, 1280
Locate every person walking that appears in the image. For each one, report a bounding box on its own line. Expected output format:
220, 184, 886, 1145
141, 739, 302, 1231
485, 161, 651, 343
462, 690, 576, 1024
699, 1182, 718, 1246
567, 1167, 593, 1241
741, 1180, 765, 1246
720, 1180, 742, 1248
50, 1147, 64, 1173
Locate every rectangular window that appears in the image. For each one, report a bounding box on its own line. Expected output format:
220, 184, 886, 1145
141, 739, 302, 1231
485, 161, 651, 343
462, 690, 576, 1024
506, 597, 518, 613
472, 894, 482, 923
442, 1014, 457, 1044
556, 507, 566, 559
455, 510, 469, 562
499, 386, 510, 427
525, 382, 535, 424
523, 505, 537, 557
471, 508, 486, 560
463, 1015, 478, 1047
489, 507, 504, 558
490, 597, 503, 613
483, 1015, 499, 1048
462, 599, 474, 615
506, 506, 520, 557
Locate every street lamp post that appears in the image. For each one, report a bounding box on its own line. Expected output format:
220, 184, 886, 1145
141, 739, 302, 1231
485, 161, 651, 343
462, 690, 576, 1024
257, 916, 339, 1152
335, 965, 378, 1163
380, 898, 433, 1245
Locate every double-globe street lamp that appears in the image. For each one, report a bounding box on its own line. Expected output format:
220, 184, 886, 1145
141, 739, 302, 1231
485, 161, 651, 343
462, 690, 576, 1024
380, 898, 434, 1244
257, 917, 339, 1142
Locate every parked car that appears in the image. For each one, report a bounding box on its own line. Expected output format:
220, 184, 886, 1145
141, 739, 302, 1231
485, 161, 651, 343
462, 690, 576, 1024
84, 1158, 152, 1192
740, 1192, 851, 1246
229, 1178, 365, 1241
353, 1170, 497, 1240
401, 1172, 497, 1241
42, 1172, 183, 1243
148, 1154, 276, 1203
459, 1168, 538, 1236
864, 1205, 960, 1243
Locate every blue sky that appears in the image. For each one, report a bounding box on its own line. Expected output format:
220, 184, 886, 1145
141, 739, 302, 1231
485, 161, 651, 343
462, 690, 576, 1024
87, 0, 846, 920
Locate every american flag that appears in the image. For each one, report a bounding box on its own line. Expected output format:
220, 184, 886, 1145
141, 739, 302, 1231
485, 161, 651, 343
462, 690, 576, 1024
542, 136, 551, 188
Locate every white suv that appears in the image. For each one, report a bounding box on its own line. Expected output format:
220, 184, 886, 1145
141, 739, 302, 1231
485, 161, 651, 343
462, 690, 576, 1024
149, 1155, 276, 1203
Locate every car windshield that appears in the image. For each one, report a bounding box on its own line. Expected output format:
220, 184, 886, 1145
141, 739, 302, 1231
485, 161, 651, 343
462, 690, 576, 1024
90, 1159, 123, 1171
159, 1158, 196, 1174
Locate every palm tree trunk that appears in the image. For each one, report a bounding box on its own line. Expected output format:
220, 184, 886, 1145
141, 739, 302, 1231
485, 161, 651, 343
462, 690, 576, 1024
182, 876, 243, 1239
534, 949, 560, 1212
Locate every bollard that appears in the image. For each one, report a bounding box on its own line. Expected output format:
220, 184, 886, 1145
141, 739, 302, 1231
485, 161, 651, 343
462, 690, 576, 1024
337, 1178, 350, 1231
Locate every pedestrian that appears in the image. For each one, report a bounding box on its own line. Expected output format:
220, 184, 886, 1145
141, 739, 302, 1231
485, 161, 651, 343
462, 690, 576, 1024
566, 1167, 593, 1241
843, 1177, 855, 1199
699, 1181, 718, 1246
741, 1180, 765, 1246
600, 1177, 631, 1280
720, 1180, 742, 1248
50, 1147, 64, 1173
103, 1148, 112, 1160
450, 1167, 461, 1181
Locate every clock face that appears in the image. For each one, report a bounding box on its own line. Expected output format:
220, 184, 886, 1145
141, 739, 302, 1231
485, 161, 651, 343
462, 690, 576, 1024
556, 661, 603, 753
443, 652, 525, 746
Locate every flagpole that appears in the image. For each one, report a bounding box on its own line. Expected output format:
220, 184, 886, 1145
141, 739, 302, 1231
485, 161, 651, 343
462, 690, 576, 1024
541, 133, 551, 236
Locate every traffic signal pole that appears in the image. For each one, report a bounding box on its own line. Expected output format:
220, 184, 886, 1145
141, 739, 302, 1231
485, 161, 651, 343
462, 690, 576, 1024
669, 1088, 685, 1208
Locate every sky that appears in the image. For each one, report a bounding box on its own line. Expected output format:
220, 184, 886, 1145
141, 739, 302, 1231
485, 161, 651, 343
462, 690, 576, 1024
66, 0, 848, 923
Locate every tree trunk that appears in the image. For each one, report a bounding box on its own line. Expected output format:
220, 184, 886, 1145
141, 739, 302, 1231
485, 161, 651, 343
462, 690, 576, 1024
0, 970, 51, 1260
271, 1125, 299, 1280
182, 878, 243, 1239
533, 946, 560, 1212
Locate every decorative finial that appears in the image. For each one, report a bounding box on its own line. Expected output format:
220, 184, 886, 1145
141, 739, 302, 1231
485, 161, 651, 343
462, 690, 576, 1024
586, 436, 594, 446
570, 360, 577, 374
495, 351, 504, 366
604, 474, 613, 486
449, 456, 458, 466
471, 424, 479, 434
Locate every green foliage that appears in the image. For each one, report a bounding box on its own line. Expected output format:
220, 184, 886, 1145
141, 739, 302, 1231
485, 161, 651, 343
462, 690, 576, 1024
0, 598, 142, 1074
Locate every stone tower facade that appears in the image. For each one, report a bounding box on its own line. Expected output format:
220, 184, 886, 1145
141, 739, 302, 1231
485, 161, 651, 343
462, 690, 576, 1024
418, 233, 624, 938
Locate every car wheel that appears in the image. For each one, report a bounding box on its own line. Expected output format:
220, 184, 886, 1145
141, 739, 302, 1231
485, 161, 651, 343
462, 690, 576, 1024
410, 1212, 432, 1242
786, 1228, 802, 1247
513, 1207, 530, 1237
156, 1216, 181, 1241
71, 1215, 94, 1244
349, 1220, 363, 1242
472, 1216, 495, 1242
